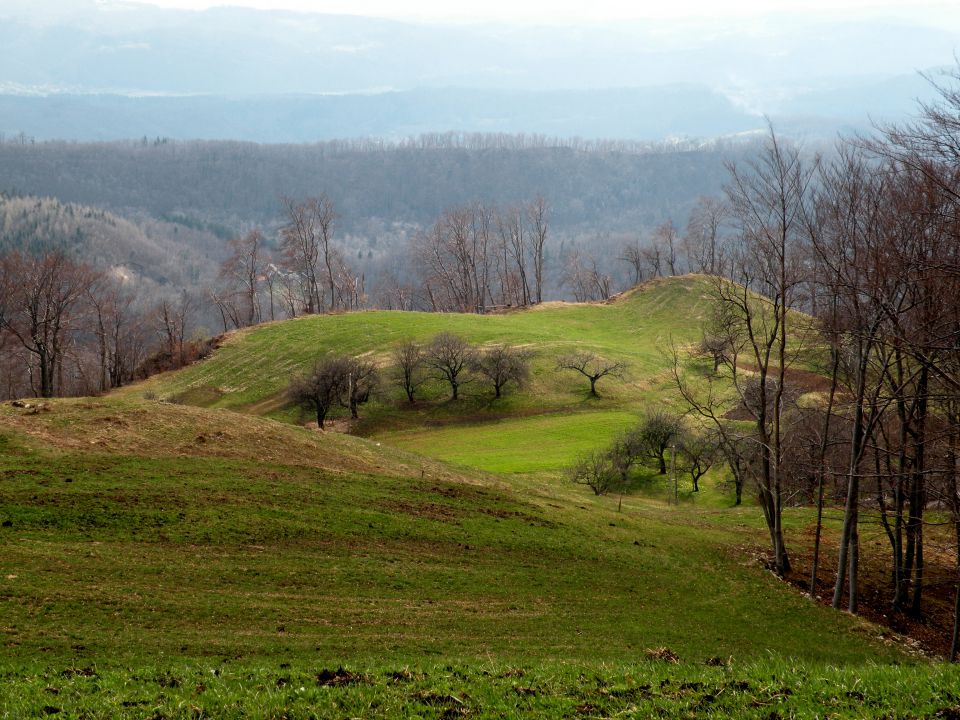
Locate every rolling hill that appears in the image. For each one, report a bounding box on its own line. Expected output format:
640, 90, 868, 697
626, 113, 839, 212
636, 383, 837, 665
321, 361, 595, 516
132, 275, 720, 474
2, 275, 957, 717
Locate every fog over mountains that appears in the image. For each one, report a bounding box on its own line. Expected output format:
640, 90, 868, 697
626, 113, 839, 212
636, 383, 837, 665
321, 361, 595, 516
0, 0, 956, 142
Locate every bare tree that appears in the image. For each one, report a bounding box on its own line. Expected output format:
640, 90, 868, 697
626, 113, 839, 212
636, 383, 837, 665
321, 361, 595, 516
527, 196, 549, 304
684, 196, 728, 275
220, 228, 266, 327
418, 205, 493, 313
425, 332, 475, 400
392, 340, 426, 403
280, 195, 336, 314
472, 345, 531, 398
556, 351, 627, 397
806, 146, 900, 612
654, 221, 680, 276
287, 355, 351, 429
499, 206, 530, 306
713, 123, 816, 576
87, 275, 144, 393
640, 239, 663, 278
343, 356, 378, 419
637, 410, 681, 475
0, 252, 98, 398
619, 241, 645, 287
569, 449, 620, 496
669, 342, 752, 506
607, 427, 645, 489
153, 291, 195, 369
677, 431, 718, 492
562, 249, 612, 302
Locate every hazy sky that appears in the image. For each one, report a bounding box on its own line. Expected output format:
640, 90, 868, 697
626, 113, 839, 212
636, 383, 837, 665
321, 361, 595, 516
118, 0, 960, 23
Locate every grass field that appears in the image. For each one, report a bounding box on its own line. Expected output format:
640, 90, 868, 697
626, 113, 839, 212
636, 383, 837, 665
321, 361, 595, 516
3, 277, 957, 717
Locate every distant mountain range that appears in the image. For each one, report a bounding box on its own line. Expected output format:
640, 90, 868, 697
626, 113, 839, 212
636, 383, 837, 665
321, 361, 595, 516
0, 1, 953, 142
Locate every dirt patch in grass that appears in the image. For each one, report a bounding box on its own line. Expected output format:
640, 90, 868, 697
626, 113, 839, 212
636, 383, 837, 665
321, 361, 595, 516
385, 500, 466, 523
316, 667, 366, 686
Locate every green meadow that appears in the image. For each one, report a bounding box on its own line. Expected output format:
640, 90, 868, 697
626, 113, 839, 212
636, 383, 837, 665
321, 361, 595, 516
2, 276, 956, 718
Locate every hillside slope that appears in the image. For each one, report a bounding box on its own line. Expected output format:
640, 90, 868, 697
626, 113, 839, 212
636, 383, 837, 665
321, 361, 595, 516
0, 396, 903, 666
2, 277, 953, 716
133, 275, 719, 473
0, 193, 222, 291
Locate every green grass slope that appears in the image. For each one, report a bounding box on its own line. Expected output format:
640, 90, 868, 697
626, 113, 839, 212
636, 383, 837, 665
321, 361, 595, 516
133, 276, 719, 474
2, 399, 953, 717
3, 278, 953, 717
0, 397, 891, 667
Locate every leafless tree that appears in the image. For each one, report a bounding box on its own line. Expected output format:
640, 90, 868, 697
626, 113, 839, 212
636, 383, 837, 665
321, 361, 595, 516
684, 196, 728, 275
343, 356, 378, 419
425, 332, 475, 400
499, 205, 530, 306
528, 196, 549, 304
669, 342, 752, 506
418, 205, 493, 313
606, 427, 645, 492
562, 249, 612, 302
472, 344, 531, 398
392, 340, 426, 403
619, 241, 645, 287
87, 275, 142, 392
280, 195, 336, 314
677, 430, 719, 492
556, 351, 627, 397
715, 123, 816, 576
287, 354, 351, 429
220, 228, 266, 327
637, 410, 681, 475
569, 449, 620, 496
0, 252, 98, 397
641, 239, 663, 278
153, 291, 194, 370
654, 221, 681, 276
806, 146, 900, 612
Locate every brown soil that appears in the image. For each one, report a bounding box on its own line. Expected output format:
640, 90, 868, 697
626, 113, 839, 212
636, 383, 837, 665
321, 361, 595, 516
755, 520, 958, 658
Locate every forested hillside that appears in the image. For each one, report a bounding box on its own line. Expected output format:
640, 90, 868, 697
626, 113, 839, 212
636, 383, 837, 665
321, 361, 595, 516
0, 194, 222, 290
0, 135, 752, 232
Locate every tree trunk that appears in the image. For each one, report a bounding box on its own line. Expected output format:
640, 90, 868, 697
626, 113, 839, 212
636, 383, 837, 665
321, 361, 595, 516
951, 584, 960, 663
810, 343, 840, 598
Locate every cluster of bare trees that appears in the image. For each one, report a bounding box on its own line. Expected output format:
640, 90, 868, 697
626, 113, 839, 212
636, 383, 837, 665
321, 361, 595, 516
414, 198, 549, 313
209, 194, 366, 329
569, 410, 717, 498
614, 197, 732, 290
287, 353, 379, 429
289, 333, 532, 426
391, 333, 532, 403
556, 196, 731, 305
289, 335, 638, 427
209, 195, 551, 326
667, 70, 960, 654
0, 251, 206, 399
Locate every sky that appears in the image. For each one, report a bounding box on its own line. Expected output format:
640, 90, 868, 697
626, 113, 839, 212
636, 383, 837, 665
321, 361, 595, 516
114, 0, 960, 24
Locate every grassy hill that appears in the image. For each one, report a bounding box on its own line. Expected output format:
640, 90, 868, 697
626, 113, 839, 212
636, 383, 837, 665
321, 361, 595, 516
132, 275, 722, 475
3, 276, 958, 717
